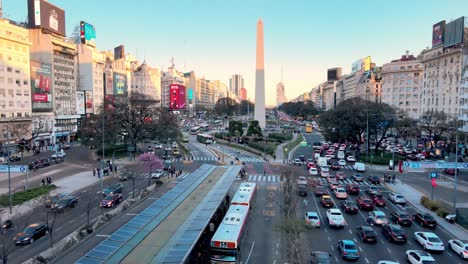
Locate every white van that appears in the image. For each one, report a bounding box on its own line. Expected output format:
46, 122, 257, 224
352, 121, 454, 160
353, 162, 366, 172
337, 151, 345, 160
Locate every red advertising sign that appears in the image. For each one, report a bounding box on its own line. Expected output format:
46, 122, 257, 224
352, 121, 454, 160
33, 93, 49, 102
170, 84, 186, 109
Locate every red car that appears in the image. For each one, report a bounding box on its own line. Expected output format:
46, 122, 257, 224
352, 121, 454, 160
100, 193, 123, 208
370, 193, 386, 207
307, 161, 316, 169
336, 172, 346, 180
315, 186, 328, 197
346, 184, 360, 195
357, 197, 374, 211
331, 163, 340, 170
321, 195, 334, 208
341, 200, 358, 214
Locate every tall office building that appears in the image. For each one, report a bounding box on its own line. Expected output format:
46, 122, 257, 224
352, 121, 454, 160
229, 74, 243, 97
381, 51, 423, 119
131, 61, 161, 105
276, 82, 287, 106
254, 18, 266, 129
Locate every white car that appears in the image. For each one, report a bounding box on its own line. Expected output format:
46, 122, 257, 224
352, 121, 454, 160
377, 261, 400, 264
154, 143, 163, 149
51, 151, 66, 158
346, 156, 356, 162
388, 192, 407, 204
369, 211, 388, 226
320, 171, 330, 178
333, 187, 348, 199
414, 232, 445, 252
338, 159, 346, 166
151, 169, 165, 179
324, 154, 332, 160
309, 168, 318, 176
405, 250, 435, 264
415, 153, 426, 160
293, 159, 302, 166
448, 239, 468, 259
320, 166, 330, 172
326, 208, 346, 228
304, 212, 321, 228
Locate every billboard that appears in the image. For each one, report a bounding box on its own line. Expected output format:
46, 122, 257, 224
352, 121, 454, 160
27, 0, 66, 36
80, 21, 96, 44
170, 84, 186, 110
30, 61, 52, 112
444, 16, 465, 48
113, 73, 127, 95
188, 88, 193, 100
76, 91, 85, 115
351, 59, 363, 72
363, 56, 371, 72
85, 91, 93, 114
114, 45, 125, 60
432, 21, 446, 47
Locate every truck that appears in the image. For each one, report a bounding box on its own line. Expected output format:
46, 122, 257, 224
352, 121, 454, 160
297, 178, 308, 196
317, 157, 328, 168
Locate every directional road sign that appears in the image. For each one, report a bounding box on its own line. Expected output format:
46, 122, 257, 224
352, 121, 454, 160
0, 165, 27, 173
429, 171, 438, 178
403, 161, 468, 169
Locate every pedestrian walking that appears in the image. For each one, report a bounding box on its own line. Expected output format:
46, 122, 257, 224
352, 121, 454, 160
41, 178, 45, 186
47, 177, 51, 185
115, 165, 118, 173
93, 168, 96, 176
97, 169, 101, 179
392, 174, 396, 184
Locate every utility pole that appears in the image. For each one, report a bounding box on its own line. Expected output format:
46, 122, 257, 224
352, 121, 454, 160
366, 111, 369, 163
453, 130, 459, 211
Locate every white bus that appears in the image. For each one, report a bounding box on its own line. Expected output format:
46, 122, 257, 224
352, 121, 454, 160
190, 126, 201, 135
182, 132, 190, 142
210, 205, 249, 263
197, 133, 213, 144
230, 182, 257, 208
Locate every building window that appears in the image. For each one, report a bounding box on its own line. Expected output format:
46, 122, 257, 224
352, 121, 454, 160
6, 67, 12, 72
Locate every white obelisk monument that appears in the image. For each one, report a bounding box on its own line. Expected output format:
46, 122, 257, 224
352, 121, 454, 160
255, 18, 266, 129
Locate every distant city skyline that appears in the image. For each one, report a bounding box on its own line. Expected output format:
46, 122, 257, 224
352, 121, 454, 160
3, 0, 468, 105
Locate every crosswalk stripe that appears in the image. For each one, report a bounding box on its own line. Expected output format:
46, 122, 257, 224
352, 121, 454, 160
272, 176, 276, 182
267, 176, 271, 182
252, 175, 257, 181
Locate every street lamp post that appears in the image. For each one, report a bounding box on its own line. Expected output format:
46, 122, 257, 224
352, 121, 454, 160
453, 130, 459, 211
366, 111, 369, 163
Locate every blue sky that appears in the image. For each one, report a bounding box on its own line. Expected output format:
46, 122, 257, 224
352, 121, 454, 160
3, 0, 468, 105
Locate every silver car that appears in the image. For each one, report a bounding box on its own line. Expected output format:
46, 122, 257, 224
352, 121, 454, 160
389, 192, 407, 204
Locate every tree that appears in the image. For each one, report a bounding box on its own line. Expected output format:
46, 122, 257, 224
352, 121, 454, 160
420, 111, 452, 148
247, 121, 262, 137
79, 194, 102, 233
139, 152, 163, 186
238, 100, 254, 115
214, 97, 239, 116
278, 101, 320, 119
0, 218, 15, 264
228, 121, 243, 136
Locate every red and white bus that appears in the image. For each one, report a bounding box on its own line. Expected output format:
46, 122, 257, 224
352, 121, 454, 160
230, 182, 256, 208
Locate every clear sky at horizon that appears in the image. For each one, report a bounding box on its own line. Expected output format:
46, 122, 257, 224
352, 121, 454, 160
3, 0, 468, 105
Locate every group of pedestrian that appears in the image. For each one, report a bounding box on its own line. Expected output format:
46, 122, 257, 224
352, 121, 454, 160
384, 173, 396, 183
239, 168, 246, 179
168, 167, 183, 178
93, 164, 118, 178
41, 177, 52, 186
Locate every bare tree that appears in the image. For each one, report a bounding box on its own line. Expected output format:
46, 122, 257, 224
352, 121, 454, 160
420, 110, 453, 148
45, 210, 58, 248
79, 194, 101, 233
0, 218, 15, 264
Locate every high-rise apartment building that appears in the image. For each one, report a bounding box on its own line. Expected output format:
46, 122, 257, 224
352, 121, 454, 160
161, 64, 187, 108
276, 82, 287, 106
131, 61, 161, 104
381, 51, 423, 119
229, 74, 244, 97
0, 19, 33, 145
320, 81, 337, 110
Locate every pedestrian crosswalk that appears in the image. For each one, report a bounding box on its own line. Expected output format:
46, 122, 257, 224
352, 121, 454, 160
246, 175, 284, 183
180, 156, 265, 163
315, 177, 373, 187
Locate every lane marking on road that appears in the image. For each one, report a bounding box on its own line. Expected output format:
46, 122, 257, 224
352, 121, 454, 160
330, 245, 334, 251
95, 234, 110, 237
348, 229, 352, 235
81, 190, 87, 193
56, 226, 63, 232
328, 236, 331, 242
245, 241, 255, 264
386, 248, 391, 253
126, 213, 137, 216
407, 240, 413, 245
353, 238, 358, 243
447, 252, 453, 257
364, 257, 369, 263
273, 260, 276, 264
335, 256, 338, 262
358, 246, 363, 252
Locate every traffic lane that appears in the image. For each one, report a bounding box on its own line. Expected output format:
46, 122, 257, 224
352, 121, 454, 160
52, 180, 175, 264
243, 181, 281, 264
292, 145, 313, 161
7, 173, 155, 264
302, 132, 322, 144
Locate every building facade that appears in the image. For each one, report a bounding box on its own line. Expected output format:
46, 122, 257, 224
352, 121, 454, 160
161, 65, 187, 109
320, 81, 337, 110
229, 74, 244, 98
0, 19, 33, 145
77, 44, 105, 114
381, 51, 423, 119
276, 82, 287, 106
131, 61, 161, 104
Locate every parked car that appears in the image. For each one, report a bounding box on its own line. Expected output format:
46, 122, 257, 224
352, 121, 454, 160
51, 196, 78, 213
100, 193, 123, 208
388, 192, 407, 204
382, 224, 407, 243
390, 211, 413, 226
414, 232, 445, 252
448, 239, 468, 259
304, 212, 321, 228
9, 154, 21, 162
357, 197, 374, 211
406, 250, 435, 264
337, 240, 360, 260
103, 183, 123, 196
356, 225, 378, 243
346, 183, 359, 195
14, 223, 48, 245
413, 213, 438, 229
341, 200, 358, 214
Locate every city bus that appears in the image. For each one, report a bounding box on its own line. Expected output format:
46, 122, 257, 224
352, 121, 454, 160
182, 132, 190, 142
197, 133, 213, 144
190, 126, 201, 135
305, 123, 313, 133
230, 182, 257, 208
210, 205, 249, 263
201, 124, 210, 132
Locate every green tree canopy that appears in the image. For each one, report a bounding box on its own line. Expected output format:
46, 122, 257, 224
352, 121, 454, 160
278, 101, 320, 119
214, 97, 239, 116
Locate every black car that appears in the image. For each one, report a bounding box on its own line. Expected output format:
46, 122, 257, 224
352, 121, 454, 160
341, 200, 358, 214
382, 224, 407, 243
9, 155, 21, 162
390, 211, 413, 226
310, 251, 331, 264
45, 193, 66, 208
356, 226, 378, 243
366, 175, 381, 185
51, 196, 78, 213
14, 223, 48, 245
413, 213, 438, 229
300, 155, 305, 162
103, 183, 124, 196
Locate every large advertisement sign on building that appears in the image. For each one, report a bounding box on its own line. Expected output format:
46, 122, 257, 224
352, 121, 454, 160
113, 73, 127, 95
351, 59, 363, 73
363, 56, 371, 72
31, 61, 52, 112
76, 91, 85, 115
444, 16, 465, 48
432, 21, 446, 47
27, 0, 66, 36
114, 45, 125, 60
170, 84, 186, 110
85, 91, 93, 114
80, 21, 96, 45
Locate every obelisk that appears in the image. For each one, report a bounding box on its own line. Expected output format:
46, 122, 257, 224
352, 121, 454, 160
255, 18, 266, 129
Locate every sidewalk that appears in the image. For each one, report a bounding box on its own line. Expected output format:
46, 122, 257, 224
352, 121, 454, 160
385, 180, 468, 240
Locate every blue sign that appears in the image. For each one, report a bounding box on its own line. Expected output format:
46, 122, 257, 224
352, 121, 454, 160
188, 89, 193, 100
403, 161, 468, 169
0, 165, 27, 173
430, 172, 438, 178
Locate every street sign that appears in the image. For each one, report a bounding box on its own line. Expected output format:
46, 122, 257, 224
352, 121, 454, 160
403, 161, 468, 169
429, 172, 438, 178
0, 165, 27, 173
